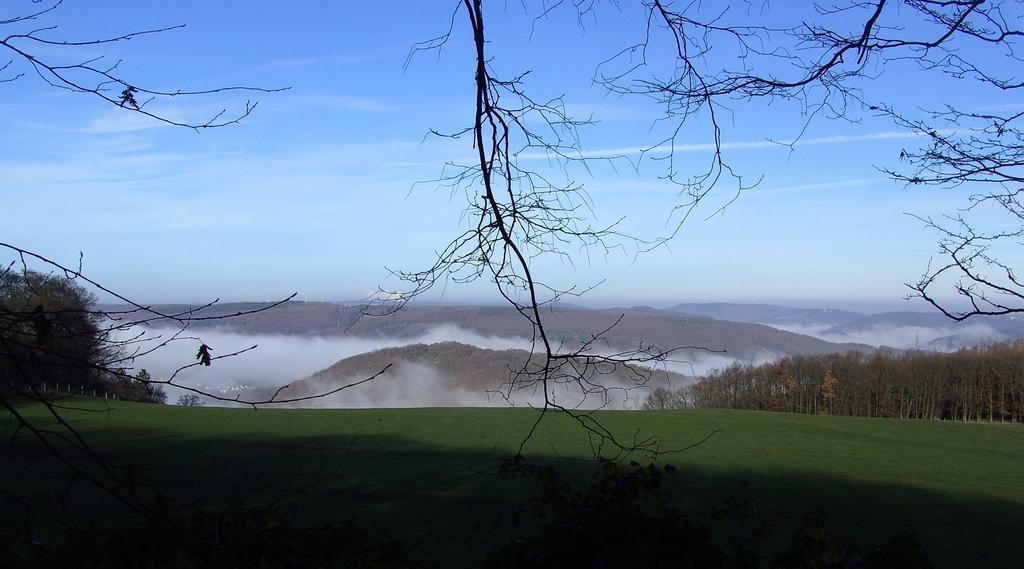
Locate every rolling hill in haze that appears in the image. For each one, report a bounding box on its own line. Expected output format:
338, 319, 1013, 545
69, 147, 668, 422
667, 302, 1024, 350
667, 302, 861, 327
117, 301, 876, 361
248, 341, 691, 408
120, 301, 1024, 403
788, 311, 1024, 350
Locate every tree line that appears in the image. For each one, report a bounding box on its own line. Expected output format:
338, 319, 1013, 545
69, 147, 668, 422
1, 269, 164, 403
647, 342, 1024, 423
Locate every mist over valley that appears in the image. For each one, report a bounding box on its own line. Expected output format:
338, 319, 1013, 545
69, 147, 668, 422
113, 300, 1024, 408
669, 302, 1024, 350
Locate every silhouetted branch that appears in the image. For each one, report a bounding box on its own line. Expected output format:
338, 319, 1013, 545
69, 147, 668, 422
596, 0, 1024, 317
0, 242, 390, 530
373, 0, 728, 458
0, 0, 287, 130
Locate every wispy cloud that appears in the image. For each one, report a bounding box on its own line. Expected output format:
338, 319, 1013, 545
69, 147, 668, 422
333, 43, 414, 65
287, 94, 400, 113
587, 177, 890, 195
975, 101, 1024, 112
77, 102, 228, 134
564, 102, 657, 122
518, 129, 951, 160
0, 135, 456, 246
751, 177, 890, 195
80, 109, 171, 134
258, 57, 316, 72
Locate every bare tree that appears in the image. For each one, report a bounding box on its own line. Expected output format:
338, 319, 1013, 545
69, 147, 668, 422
1, 0, 286, 129
0, 243, 392, 527
0, 1, 388, 533
591, 0, 1024, 319
363, 0, 1024, 455
369, 0, 733, 458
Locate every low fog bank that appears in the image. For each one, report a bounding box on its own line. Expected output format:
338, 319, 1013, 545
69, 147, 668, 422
114, 324, 530, 404
660, 350, 782, 377
115, 324, 782, 409
291, 362, 662, 410
290, 352, 759, 411
767, 322, 1004, 350
302, 362, 501, 408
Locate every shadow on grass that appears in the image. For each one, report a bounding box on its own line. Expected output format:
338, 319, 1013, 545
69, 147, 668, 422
1, 420, 1021, 568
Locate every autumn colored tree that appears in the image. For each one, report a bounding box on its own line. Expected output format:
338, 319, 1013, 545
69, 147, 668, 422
820, 370, 839, 416
664, 342, 1024, 423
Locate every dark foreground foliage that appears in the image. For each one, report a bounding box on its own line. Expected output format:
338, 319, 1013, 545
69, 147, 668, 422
487, 458, 933, 569
0, 459, 933, 569
0, 502, 427, 569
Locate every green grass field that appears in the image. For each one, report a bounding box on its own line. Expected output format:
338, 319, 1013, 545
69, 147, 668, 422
3, 400, 1022, 567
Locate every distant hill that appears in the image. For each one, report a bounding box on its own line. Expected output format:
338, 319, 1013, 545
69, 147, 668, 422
250, 341, 691, 408
821, 311, 1024, 350
666, 302, 1024, 350
824, 311, 960, 333
823, 311, 1024, 334
666, 302, 861, 327
113, 301, 876, 361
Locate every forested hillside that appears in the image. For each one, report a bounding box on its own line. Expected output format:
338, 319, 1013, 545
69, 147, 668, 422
651, 342, 1024, 422
254, 341, 689, 408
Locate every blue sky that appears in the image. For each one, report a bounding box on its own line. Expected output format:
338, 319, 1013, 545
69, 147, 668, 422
2, 1, 1018, 311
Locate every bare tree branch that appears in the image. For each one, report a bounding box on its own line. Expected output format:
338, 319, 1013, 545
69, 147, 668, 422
0, 0, 287, 130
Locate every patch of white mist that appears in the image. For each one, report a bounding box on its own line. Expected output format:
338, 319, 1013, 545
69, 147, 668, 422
113, 324, 787, 409
111, 324, 531, 405
660, 349, 782, 378
765, 322, 1003, 350
311, 362, 499, 408
308, 361, 652, 410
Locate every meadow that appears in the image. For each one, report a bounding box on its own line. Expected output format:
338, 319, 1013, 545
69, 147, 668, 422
3, 400, 1022, 567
